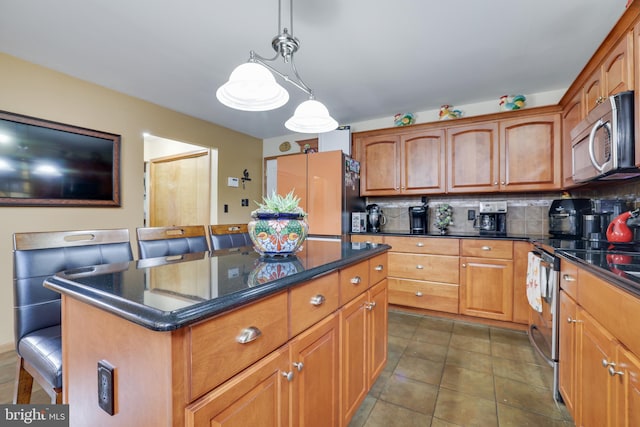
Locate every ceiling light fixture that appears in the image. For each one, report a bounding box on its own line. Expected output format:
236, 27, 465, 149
216, 0, 338, 134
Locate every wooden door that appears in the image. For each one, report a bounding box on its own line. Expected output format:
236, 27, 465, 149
615, 346, 640, 427
340, 292, 368, 425
358, 135, 400, 195
512, 241, 532, 324
603, 32, 633, 98
562, 91, 583, 188
400, 130, 446, 194
446, 123, 499, 193
559, 291, 579, 416
149, 149, 210, 227
584, 69, 603, 115
185, 346, 290, 427
578, 309, 616, 427
307, 151, 342, 235
277, 153, 307, 212
459, 257, 513, 321
499, 113, 561, 191
289, 313, 339, 427
368, 279, 388, 384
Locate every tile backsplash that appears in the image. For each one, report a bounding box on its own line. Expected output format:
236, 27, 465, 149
365, 177, 640, 236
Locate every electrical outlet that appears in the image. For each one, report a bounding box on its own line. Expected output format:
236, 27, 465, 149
241, 199, 249, 207
224, 204, 228, 213
467, 210, 476, 220
98, 360, 115, 415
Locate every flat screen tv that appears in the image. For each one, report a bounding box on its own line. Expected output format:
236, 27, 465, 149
0, 111, 121, 206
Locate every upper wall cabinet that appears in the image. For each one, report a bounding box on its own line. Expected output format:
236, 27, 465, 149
561, 92, 583, 188
358, 129, 446, 196
584, 32, 633, 115
446, 123, 499, 193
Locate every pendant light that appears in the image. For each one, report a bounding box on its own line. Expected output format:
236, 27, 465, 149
216, 0, 337, 133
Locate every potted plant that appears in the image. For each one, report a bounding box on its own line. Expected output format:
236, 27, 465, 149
248, 190, 309, 257
434, 203, 453, 234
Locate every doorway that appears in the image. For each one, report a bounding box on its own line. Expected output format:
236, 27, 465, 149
143, 134, 218, 226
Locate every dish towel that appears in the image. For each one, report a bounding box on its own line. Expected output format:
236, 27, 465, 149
526, 252, 542, 312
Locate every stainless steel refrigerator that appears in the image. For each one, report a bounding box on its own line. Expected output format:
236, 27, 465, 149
277, 150, 365, 239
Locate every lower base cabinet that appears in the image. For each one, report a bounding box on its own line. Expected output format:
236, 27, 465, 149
459, 257, 513, 321
340, 279, 388, 426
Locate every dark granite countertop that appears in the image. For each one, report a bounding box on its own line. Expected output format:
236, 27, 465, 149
351, 231, 540, 241
44, 240, 390, 332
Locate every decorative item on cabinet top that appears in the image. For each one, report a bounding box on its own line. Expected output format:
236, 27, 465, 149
394, 113, 415, 126
499, 94, 526, 111
438, 105, 463, 120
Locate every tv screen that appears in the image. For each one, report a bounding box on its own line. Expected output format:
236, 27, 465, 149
0, 111, 121, 206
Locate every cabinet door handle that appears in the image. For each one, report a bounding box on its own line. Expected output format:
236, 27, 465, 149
350, 276, 361, 285
365, 301, 377, 311
236, 326, 262, 344
493, 181, 498, 185
416, 265, 424, 269
602, 359, 615, 369
416, 242, 425, 247
310, 295, 326, 306
374, 264, 384, 271
562, 274, 576, 282
609, 366, 624, 377
567, 317, 582, 324
461, 263, 467, 268
415, 291, 423, 297
501, 181, 506, 186
293, 362, 304, 372
481, 246, 491, 251
282, 371, 294, 381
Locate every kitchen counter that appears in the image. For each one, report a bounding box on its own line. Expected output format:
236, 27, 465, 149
352, 230, 544, 241
44, 240, 390, 331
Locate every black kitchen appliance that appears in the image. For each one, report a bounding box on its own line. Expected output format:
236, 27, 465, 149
475, 201, 507, 235
587, 199, 629, 241
409, 198, 428, 234
548, 199, 592, 238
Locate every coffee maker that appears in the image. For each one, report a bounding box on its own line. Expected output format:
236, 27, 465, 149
409, 197, 428, 234
366, 204, 386, 233
475, 201, 507, 235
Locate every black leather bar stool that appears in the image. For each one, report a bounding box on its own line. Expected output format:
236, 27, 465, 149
136, 225, 210, 259
13, 229, 133, 404
209, 224, 252, 250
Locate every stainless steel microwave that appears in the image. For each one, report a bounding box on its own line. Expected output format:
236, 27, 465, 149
571, 90, 638, 183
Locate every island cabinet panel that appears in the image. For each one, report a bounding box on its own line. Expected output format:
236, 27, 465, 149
369, 252, 388, 286
499, 113, 561, 191
340, 260, 371, 304
189, 291, 289, 400
185, 346, 290, 427
446, 123, 499, 193
290, 272, 340, 337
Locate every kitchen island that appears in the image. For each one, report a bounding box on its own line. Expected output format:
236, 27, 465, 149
44, 240, 389, 427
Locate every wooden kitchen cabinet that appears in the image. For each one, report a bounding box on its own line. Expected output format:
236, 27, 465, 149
512, 241, 532, 324
635, 21, 640, 167
446, 122, 499, 193
562, 91, 583, 188
499, 113, 561, 191
558, 290, 579, 417
459, 240, 513, 321
614, 345, 640, 427
357, 129, 446, 195
340, 279, 388, 425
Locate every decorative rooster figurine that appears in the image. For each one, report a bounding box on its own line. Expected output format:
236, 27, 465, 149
438, 105, 463, 120
500, 94, 526, 111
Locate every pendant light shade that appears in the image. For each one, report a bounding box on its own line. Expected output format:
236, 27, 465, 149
285, 99, 338, 133
216, 62, 289, 111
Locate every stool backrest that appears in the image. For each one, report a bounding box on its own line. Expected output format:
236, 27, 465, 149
209, 224, 252, 250
13, 229, 133, 345
137, 225, 209, 259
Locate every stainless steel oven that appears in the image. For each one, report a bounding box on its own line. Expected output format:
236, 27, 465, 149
527, 245, 561, 401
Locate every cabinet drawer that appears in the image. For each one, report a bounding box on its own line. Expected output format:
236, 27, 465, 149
189, 292, 288, 400
340, 260, 370, 304
290, 272, 340, 337
351, 234, 384, 244
461, 239, 513, 259
384, 236, 459, 255
388, 253, 459, 283
388, 277, 459, 314
369, 253, 388, 285
560, 260, 578, 300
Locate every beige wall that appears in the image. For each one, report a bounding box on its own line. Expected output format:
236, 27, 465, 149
0, 53, 263, 348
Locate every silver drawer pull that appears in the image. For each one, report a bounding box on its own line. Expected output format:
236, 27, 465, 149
562, 274, 576, 282
609, 366, 624, 377
350, 276, 362, 285
416, 242, 424, 247
365, 301, 377, 311
481, 246, 491, 251
236, 326, 262, 344
416, 265, 424, 269
310, 295, 326, 306
374, 264, 384, 271
415, 291, 423, 297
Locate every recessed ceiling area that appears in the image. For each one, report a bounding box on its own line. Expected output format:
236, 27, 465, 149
0, 0, 628, 139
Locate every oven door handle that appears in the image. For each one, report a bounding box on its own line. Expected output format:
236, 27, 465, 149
528, 324, 555, 368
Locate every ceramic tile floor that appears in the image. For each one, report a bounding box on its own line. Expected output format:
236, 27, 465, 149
0, 311, 575, 426
348, 310, 575, 427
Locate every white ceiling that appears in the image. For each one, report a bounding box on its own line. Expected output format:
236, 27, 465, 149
0, 0, 628, 139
